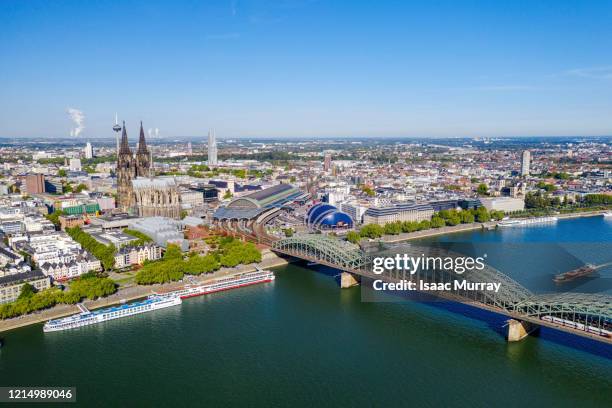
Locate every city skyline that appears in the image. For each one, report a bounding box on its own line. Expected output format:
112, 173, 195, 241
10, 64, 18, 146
0, 2, 610, 406
1, 1, 612, 139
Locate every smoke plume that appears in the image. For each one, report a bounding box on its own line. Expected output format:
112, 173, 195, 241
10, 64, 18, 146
66, 107, 85, 137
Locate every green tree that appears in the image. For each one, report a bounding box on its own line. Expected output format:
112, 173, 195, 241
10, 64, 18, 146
460, 211, 475, 224
68, 274, 117, 300
489, 210, 505, 221
359, 224, 384, 239
45, 210, 65, 227
65, 227, 115, 269
401, 221, 419, 233
17, 283, 36, 300
164, 244, 183, 260
223, 190, 233, 199
430, 216, 446, 228
477, 183, 488, 195
438, 209, 461, 226
475, 207, 491, 222
184, 254, 220, 275
58, 169, 67, 177
361, 186, 375, 197
75, 183, 88, 193
562, 195, 569, 206
583, 194, 612, 205
418, 220, 431, 230
383, 221, 402, 235
346, 231, 361, 244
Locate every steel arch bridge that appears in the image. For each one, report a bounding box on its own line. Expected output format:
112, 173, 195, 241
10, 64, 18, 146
272, 234, 369, 271
271, 234, 612, 332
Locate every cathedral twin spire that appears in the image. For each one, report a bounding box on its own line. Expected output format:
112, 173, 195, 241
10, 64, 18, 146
119, 121, 131, 155
117, 121, 150, 169
116, 121, 152, 210
137, 121, 148, 154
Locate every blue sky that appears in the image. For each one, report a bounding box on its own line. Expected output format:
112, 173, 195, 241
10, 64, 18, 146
1, 0, 611, 138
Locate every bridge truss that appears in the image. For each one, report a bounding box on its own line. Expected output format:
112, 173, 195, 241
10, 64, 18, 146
272, 234, 612, 331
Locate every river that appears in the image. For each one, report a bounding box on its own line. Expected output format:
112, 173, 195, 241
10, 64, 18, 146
0, 216, 610, 407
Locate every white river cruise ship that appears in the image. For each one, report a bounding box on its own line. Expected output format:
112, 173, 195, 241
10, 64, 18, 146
154, 269, 275, 299
43, 295, 182, 332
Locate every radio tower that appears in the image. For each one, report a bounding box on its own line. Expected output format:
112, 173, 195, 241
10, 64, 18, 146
112, 113, 122, 157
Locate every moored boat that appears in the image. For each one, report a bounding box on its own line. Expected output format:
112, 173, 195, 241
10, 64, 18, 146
43, 295, 181, 332
154, 270, 275, 299
498, 216, 558, 227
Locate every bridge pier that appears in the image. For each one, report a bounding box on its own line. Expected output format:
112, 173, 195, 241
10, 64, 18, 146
506, 319, 539, 342
340, 272, 359, 288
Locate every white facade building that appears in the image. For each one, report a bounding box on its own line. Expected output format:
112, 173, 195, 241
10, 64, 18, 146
84, 142, 94, 159
479, 197, 525, 213
114, 244, 162, 269
521, 150, 530, 176
69, 158, 82, 172
208, 129, 218, 166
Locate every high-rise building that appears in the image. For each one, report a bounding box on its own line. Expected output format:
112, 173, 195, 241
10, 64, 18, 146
116, 121, 153, 210
208, 129, 218, 166
25, 174, 45, 194
323, 154, 332, 172
187, 141, 193, 156
84, 142, 93, 159
521, 150, 530, 176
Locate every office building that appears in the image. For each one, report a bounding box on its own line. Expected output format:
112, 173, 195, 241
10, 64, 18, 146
479, 197, 525, 213
363, 202, 434, 225
324, 154, 332, 172
69, 158, 82, 172
84, 142, 94, 159
44, 179, 63, 194
521, 150, 530, 176
25, 174, 45, 194
208, 129, 218, 166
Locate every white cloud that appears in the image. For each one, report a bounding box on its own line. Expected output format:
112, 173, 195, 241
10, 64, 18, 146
566, 66, 612, 79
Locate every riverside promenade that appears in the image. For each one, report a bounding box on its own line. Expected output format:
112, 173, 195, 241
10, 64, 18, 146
380, 222, 495, 243
379, 210, 607, 243
0, 253, 289, 334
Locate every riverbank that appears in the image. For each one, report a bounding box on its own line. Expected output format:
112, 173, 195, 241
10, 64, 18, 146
379, 222, 495, 243
556, 209, 608, 220
378, 210, 607, 243
0, 252, 289, 334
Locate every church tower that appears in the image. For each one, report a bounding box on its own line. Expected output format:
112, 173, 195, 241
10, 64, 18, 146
116, 121, 135, 210
135, 121, 151, 177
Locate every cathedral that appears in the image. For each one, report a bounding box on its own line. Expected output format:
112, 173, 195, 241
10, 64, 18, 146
116, 122, 181, 219
116, 121, 152, 210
